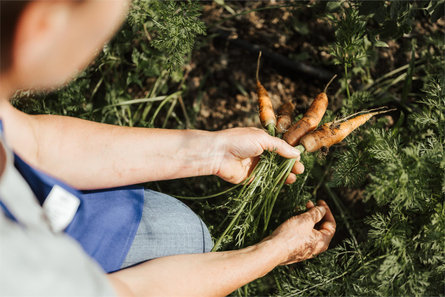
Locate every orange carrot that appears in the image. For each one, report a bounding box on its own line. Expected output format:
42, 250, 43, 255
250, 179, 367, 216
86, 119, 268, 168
300, 109, 395, 152
276, 101, 295, 133
283, 75, 337, 146
256, 52, 276, 134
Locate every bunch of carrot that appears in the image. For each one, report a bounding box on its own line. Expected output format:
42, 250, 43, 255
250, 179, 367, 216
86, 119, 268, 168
211, 52, 394, 251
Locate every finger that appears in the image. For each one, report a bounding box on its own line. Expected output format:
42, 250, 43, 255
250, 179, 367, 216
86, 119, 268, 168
296, 200, 314, 214
247, 157, 260, 176
319, 221, 336, 237
292, 161, 305, 175
261, 134, 301, 160
285, 173, 297, 184
306, 200, 315, 209
313, 231, 334, 255
304, 205, 326, 224
286, 161, 304, 184
316, 200, 336, 228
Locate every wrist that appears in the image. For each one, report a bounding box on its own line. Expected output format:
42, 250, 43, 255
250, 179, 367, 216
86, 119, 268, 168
206, 130, 227, 176
254, 237, 288, 269
183, 129, 224, 177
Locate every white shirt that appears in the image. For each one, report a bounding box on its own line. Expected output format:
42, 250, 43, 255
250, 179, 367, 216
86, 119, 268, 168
0, 137, 116, 297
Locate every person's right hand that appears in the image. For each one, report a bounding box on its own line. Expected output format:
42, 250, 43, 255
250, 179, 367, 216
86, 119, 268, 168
268, 200, 336, 265
212, 127, 304, 185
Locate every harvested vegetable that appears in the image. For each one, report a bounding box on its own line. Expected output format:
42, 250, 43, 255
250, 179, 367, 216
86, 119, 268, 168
276, 101, 295, 133
283, 75, 337, 146
256, 51, 276, 135
300, 109, 395, 152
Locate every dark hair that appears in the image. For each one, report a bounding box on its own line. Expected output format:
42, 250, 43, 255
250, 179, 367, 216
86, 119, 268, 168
1, 1, 30, 73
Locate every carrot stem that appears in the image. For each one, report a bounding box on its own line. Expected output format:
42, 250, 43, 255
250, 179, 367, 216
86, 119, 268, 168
263, 159, 295, 232
262, 145, 305, 231
344, 108, 396, 123
266, 123, 275, 136
295, 144, 305, 154
333, 107, 395, 124
211, 156, 272, 251
344, 64, 351, 101
173, 183, 241, 200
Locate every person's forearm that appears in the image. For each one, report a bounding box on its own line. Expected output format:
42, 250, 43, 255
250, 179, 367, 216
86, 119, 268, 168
108, 238, 283, 297
1, 104, 222, 189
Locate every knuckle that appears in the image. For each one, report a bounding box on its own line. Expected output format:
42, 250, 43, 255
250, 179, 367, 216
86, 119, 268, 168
312, 207, 322, 219
256, 130, 270, 141
277, 138, 288, 147
316, 206, 326, 216
321, 245, 328, 253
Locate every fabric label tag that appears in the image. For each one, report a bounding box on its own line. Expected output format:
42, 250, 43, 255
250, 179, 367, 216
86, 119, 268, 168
42, 185, 80, 232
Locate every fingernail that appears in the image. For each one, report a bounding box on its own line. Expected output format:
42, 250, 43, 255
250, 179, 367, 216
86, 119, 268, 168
296, 162, 304, 174
317, 206, 327, 214
291, 147, 301, 158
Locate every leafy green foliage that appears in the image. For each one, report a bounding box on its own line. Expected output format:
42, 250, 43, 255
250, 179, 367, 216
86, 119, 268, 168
358, 0, 416, 39
128, 0, 205, 71
331, 142, 368, 188
329, 7, 368, 68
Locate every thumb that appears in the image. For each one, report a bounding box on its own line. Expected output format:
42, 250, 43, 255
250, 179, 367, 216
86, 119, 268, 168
262, 135, 301, 160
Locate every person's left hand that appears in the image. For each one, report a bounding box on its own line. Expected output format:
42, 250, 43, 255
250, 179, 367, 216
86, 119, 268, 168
212, 127, 305, 184
268, 200, 336, 265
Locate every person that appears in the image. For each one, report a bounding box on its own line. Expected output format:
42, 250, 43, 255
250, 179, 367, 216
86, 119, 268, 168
0, 0, 336, 296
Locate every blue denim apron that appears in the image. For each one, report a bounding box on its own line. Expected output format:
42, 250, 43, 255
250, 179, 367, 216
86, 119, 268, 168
0, 121, 144, 273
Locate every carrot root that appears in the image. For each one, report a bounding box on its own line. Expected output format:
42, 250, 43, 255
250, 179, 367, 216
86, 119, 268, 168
323, 74, 338, 93
283, 92, 328, 146
256, 51, 262, 82
276, 101, 295, 133
256, 51, 276, 133
300, 109, 396, 152
283, 75, 337, 145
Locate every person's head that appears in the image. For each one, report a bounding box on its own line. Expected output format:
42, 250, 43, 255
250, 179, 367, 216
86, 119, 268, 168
0, 0, 130, 96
